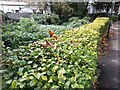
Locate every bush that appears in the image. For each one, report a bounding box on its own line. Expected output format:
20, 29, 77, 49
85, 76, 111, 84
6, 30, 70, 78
68, 17, 79, 22
2, 17, 88, 49
0, 10, 10, 23
2, 17, 109, 89
111, 15, 118, 22
32, 13, 61, 25
2, 18, 41, 49
62, 17, 89, 27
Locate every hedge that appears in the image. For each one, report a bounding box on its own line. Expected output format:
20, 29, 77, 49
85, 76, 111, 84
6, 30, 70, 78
2, 17, 109, 89
2, 17, 89, 49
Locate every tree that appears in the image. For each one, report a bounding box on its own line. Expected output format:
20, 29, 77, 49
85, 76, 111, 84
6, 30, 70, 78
69, 2, 87, 18
51, 2, 74, 22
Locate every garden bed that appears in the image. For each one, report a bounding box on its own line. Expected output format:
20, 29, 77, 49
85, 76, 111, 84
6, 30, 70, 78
2, 17, 109, 89
1, 17, 89, 49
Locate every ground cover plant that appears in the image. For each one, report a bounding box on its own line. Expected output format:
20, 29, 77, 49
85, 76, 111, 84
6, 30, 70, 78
1, 17, 89, 49
2, 17, 109, 89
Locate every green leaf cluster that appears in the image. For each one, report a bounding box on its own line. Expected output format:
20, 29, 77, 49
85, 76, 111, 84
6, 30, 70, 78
2, 17, 109, 89
1, 17, 88, 49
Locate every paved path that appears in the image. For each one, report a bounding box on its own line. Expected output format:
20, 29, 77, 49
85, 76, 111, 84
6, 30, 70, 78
98, 21, 120, 90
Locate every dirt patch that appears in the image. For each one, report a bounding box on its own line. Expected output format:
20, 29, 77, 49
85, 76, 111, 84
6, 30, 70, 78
98, 29, 115, 59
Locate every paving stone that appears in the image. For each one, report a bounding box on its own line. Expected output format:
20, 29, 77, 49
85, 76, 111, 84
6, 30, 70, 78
98, 21, 120, 90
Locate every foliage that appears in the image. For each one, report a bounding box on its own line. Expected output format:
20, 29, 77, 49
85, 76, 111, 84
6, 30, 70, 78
111, 15, 118, 22
94, 2, 111, 13
69, 2, 87, 19
0, 11, 9, 23
51, 2, 88, 21
32, 13, 61, 25
2, 18, 40, 49
62, 17, 89, 28
2, 17, 109, 89
2, 17, 89, 49
68, 17, 79, 22
51, 2, 74, 22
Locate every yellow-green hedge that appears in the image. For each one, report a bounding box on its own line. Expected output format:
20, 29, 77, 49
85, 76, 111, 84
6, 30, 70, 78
2, 17, 109, 89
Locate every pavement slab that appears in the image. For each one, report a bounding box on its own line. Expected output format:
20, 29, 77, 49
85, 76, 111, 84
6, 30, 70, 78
98, 21, 120, 90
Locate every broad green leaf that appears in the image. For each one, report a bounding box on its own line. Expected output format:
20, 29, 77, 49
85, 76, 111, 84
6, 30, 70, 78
37, 67, 41, 70
48, 78, 53, 83
28, 61, 33, 64
51, 85, 59, 88
29, 76, 34, 79
24, 72, 28, 76
17, 68, 24, 76
58, 77, 65, 85
17, 71, 23, 76
79, 84, 84, 89
71, 83, 79, 88
30, 78, 38, 86
34, 87, 41, 90
9, 72, 14, 76
42, 83, 51, 88
34, 55, 38, 59
19, 78, 26, 82
58, 68, 66, 79
20, 83, 26, 88
6, 79, 12, 84
33, 73, 40, 79
64, 81, 70, 88
47, 64, 51, 68
37, 81, 43, 87
86, 74, 91, 80
41, 72, 46, 75
41, 76, 47, 81
20, 60, 26, 66
42, 59, 47, 62
33, 64, 38, 68
37, 73, 41, 79
75, 62, 78, 66
11, 80, 17, 88
52, 66, 58, 72
47, 71, 52, 76
50, 76, 58, 82
4, 74, 10, 79
27, 65, 32, 69
70, 76, 76, 82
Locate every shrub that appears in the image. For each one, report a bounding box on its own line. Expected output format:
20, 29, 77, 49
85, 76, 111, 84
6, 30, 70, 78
32, 13, 61, 25
2, 17, 88, 49
2, 18, 41, 49
2, 17, 109, 89
68, 17, 79, 22
62, 18, 89, 28
111, 15, 118, 22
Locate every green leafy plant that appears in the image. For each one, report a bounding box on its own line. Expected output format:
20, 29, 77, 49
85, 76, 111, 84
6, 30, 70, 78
111, 15, 118, 22
32, 13, 61, 25
2, 17, 89, 49
68, 17, 79, 22
2, 17, 109, 89
62, 17, 89, 27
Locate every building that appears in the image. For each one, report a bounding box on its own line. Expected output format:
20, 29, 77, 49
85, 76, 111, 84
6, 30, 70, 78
0, 1, 29, 13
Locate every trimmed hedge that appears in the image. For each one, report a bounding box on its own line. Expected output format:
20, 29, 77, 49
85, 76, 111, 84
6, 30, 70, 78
2, 17, 109, 89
